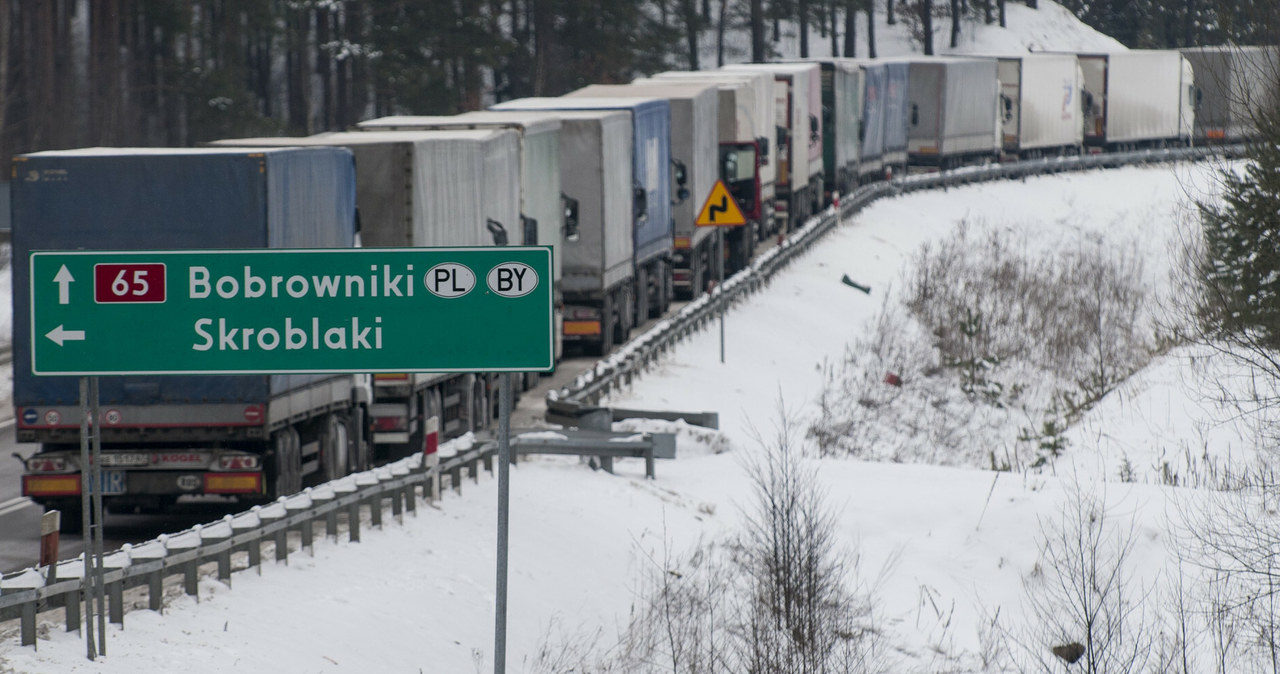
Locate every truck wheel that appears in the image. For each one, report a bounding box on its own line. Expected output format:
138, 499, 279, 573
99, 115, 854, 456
320, 414, 349, 483
273, 427, 302, 498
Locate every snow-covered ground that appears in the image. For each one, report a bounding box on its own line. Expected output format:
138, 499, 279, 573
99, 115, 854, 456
6, 3, 1276, 673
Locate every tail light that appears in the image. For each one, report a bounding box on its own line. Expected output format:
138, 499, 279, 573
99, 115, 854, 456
204, 473, 263, 494
216, 454, 261, 471
23, 475, 81, 497
373, 415, 408, 432
26, 456, 70, 473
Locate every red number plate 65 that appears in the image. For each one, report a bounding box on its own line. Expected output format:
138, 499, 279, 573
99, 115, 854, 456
94, 263, 166, 303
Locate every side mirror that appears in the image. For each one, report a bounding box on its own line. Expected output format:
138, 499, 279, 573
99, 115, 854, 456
776, 125, 789, 149
758, 136, 770, 164
1000, 94, 1013, 123
1195, 87, 1203, 108
561, 193, 580, 242
809, 114, 819, 143
521, 215, 538, 246
722, 153, 738, 180
633, 185, 648, 223
486, 218, 508, 246
910, 103, 919, 126
671, 160, 690, 205
1082, 91, 1094, 115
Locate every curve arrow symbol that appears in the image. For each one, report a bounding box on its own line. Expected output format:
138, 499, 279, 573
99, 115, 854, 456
46, 325, 86, 346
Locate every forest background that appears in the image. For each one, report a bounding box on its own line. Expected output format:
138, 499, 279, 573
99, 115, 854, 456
1, 0, 1277, 168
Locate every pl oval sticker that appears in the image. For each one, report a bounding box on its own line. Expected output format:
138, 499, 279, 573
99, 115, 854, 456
424, 263, 476, 298
487, 262, 539, 298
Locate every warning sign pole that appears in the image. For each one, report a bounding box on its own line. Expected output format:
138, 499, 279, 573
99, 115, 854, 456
695, 180, 747, 364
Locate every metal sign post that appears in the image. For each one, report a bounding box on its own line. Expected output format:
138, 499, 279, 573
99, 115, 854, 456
494, 372, 513, 674
718, 229, 726, 363
694, 180, 747, 365
78, 377, 94, 661
78, 376, 105, 660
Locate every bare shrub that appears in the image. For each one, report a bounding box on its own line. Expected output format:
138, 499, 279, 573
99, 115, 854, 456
735, 414, 889, 674
811, 219, 1165, 467
578, 410, 892, 673
1005, 481, 1155, 674
1176, 462, 1280, 673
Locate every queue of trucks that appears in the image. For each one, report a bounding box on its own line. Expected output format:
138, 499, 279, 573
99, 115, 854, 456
14, 47, 1278, 530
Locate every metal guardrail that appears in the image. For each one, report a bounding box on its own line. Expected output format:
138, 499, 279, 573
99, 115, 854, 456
546, 144, 1247, 411
0, 442, 497, 646
0, 144, 1247, 649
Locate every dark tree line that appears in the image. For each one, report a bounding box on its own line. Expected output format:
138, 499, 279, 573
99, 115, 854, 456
1, 0, 1274, 167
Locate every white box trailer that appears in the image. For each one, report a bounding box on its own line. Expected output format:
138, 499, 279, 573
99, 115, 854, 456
640, 71, 776, 266
209, 129, 522, 451
723, 62, 824, 232
996, 53, 1084, 157
356, 111, 570, 364
1077, 50, 1195, 149
548, 109, 638, 355
802, 59, 864, 197
645, 70, 778, 199
213, 130, 520, 249
1179, 46, 1279, 143
897, 57, 1001, 168
569, 82, 719, 301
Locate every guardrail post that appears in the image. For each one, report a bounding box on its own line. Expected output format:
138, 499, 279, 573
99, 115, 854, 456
20, 592, 36, 647
450, 464, 463, 494
286, 494, 314, 554
107, 578, 123, 625
391, 486, 403, 520
403, 483, 416, 516
232, 510, 264, 573
368, 493, 382, 529
347, 500, 361, 543
64, 585, 81, 631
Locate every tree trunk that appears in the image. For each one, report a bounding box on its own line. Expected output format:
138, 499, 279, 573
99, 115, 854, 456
922, 0, 933, 55
950, 0, 960, 47
751, 0, 765, 62
799, 0, 809, 57
830, 3, 838, 56
717, 0, 728, 65
887, 0, 895, 25
532, 0, 552, 94
681, 0, 700, 69
867, 0, 877, 57
844, 0, 857, 56
983, 0, 992, 24
998, 0, 1005, 27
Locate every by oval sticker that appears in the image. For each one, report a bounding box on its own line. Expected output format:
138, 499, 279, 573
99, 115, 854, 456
487, 262, 539, 298
424, 263, 476, 298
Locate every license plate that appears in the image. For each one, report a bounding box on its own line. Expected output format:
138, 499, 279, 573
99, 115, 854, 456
99, 452, 149, 467
99, 470, 126, 495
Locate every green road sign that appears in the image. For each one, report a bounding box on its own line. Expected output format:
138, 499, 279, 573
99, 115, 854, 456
29, 247, 554, 375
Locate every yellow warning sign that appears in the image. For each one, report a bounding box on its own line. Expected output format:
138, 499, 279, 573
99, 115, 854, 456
695, 180, 747, 227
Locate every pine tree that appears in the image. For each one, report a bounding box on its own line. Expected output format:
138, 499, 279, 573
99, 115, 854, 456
1195, 72, 1280, 352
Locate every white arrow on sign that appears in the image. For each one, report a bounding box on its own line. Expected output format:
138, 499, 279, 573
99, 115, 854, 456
46, 325, 86, 346
53, 265, 75, 305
